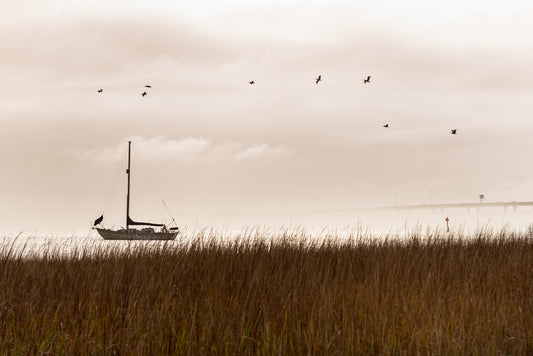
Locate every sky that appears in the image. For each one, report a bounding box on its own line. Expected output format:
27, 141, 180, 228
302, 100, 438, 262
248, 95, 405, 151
1, 0, 533, 232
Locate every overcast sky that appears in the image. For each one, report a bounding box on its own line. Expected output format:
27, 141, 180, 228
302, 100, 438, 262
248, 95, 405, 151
1, 0, 533, 232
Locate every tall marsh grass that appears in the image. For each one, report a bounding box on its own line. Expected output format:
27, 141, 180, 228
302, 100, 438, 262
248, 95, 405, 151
0, 228, 532, 354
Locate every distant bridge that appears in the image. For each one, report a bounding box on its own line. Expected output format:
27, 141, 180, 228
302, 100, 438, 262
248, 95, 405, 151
328, 201, 533, 213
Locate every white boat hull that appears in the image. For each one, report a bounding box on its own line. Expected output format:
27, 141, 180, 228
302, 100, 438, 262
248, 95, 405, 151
96, 228, 178, 241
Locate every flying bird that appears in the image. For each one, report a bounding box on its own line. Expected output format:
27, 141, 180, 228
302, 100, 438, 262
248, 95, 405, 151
145, 85, 152, 88
315, 75, 322, 84
363, 76, 371, 84
383, 124, 389, 128
141, 91, 147, 97
450, 129, 457, 135
97, 89, 103, 93
249, 80, 255, 85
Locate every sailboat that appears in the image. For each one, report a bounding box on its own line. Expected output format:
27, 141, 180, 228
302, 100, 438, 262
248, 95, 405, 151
93, 141, 179, 240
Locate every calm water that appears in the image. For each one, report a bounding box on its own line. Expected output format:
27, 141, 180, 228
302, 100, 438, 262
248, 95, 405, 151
1, 207, 532, 257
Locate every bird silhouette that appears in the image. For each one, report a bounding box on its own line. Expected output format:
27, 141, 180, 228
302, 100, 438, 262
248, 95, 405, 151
383, 124, 389, 128
141, 91, 147, 97
315, 75, 322, 84
97, 89, 103, 93
145, 85, 151, 88
450, 129, 457, 134
93, 215, 103, 226
249, 80, 255, 85
363, 76, 371, 84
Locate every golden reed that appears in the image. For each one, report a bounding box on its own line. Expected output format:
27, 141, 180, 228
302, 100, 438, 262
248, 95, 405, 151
0, 229, 532, 354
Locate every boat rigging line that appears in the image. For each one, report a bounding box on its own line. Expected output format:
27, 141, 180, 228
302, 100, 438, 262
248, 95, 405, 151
136, 148, 165, 222
134, 145, 179, 227
97, 145, 128, 222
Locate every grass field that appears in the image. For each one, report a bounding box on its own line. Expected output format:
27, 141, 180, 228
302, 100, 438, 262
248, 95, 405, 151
1, 229, 532, 354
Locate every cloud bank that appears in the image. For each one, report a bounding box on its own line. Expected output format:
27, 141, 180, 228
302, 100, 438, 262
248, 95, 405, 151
64, 136, 292, 163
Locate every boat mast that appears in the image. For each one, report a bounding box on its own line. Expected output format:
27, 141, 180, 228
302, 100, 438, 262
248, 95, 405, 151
126, 141, 131, 230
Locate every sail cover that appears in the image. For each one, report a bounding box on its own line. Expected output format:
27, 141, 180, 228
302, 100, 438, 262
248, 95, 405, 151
127, 216, 164, 227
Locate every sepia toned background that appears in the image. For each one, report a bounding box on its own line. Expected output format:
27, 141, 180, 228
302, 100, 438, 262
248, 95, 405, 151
1, 0, 533, 232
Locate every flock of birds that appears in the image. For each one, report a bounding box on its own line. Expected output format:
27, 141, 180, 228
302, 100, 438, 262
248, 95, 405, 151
97, 76, 458, 135
97, 85, 152, 97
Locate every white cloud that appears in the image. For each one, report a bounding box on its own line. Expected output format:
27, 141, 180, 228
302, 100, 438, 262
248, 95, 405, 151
234, 143, 288, 161
63, 136, 292, 163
